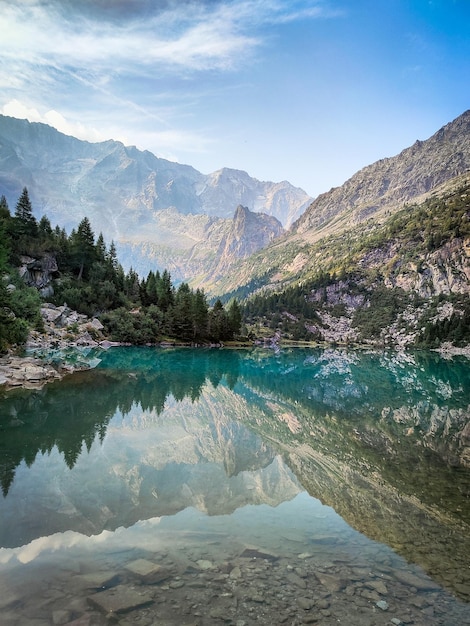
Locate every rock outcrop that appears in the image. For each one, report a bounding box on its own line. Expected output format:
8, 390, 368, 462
18, 254, 59, 297
0, 303, 107, 389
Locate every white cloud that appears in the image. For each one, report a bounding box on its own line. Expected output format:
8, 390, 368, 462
0, 1, 259, 75
0, 1, 331, 75
0, 1, 336, 170
1, 100, 108, 143
1, 100, 43, 123
0, 517, 163, 566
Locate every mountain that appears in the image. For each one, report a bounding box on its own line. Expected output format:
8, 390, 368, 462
0, 115, 310, 262
201, 205, 284, 286
213, 110, 470, 296
208, 111, 470, 348
294, 109, 470, 240
116, 204, 284, 282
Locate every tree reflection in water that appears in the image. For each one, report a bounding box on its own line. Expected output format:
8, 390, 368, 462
0, 346, 469, 601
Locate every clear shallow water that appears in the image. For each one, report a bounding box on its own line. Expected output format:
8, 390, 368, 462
0, 346, 469, 625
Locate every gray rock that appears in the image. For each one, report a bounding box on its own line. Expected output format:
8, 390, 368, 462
75, 571, 120, 590
297, 597, 315, 610
196, 559, 214, 570
125, 559, 171, 584
314, 571, 346, 593
286, 572, 307, 589
365, 579, 388, 595
89, 317, 104, 331
87, 584, 154, 614
392, 570, 441, 591
240, 547, 279, 562
52, 609, 72, 625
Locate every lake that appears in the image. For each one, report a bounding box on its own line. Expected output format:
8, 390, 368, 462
0, 346, 469, 626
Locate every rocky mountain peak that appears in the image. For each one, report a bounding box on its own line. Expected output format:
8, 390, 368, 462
206, 206, 284, 282
294, 109, 470, 237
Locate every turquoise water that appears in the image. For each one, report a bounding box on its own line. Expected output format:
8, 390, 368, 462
0, 347, 469, 625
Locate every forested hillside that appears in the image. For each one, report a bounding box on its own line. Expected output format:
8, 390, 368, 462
0, 188, 241, 352
240, 176, 470, 348
2, 175, 469, 353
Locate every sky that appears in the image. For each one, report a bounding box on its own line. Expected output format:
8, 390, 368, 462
0, 0, 469, 198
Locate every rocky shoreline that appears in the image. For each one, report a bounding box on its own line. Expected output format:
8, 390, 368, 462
1, 303, 469, 391
0, 303, 113, 390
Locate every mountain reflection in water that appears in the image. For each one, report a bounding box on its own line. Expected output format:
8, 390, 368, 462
0, 346, 469, 618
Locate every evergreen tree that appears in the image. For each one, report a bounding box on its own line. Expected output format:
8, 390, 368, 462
95, 233, 107, 263
106, 241, 119, 272
38, 215, 53, 237
124, 267, 140, 302
171, 282, 194, 340
227, 299, 242, 337
0, 195, 10, 221
70, 217, 96, 280
14, 187, 38, 237
158, 269, 174, 312
12, 188, 38, 253
192, 288, 209, 342
144, 271, 158, 306
209, 299, 230, 342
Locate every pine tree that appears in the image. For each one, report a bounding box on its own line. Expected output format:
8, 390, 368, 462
171, 283, 193, 340
145, 271, 158, 306
95, 233, 107, 263
192, 288, 209, 341
158, 269, 174, 312
13, 187, 38, 250
107, 241, 119, 271
124, 267, 140, 302
209, 299, 229, 342
0, 195, 10, 221
70, 217, 96, 280
227, 299, 242, 337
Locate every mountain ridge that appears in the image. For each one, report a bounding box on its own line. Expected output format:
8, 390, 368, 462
293, 109, 470, 240
0, 114, 311, 234
209, 110, 470, 297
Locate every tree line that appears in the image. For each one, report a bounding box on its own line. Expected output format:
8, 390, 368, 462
0, 187, 241, 351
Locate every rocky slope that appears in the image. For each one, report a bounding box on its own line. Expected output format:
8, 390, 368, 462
117, 204, 284, 281
294, 109, 470, 239
202, 205, 284, 285
211, 111, 470, 295
0, 303, 107, 389
206, 111, 470, 348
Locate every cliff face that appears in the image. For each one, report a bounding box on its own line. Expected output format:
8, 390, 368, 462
206, 206, 284, 282
116, 205, 284, 282
18, 254, 59, 298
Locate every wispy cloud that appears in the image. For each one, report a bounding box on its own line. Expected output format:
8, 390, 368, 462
0, 1, 336, 161
1, 1, 332, 74
1, 2, 256, 76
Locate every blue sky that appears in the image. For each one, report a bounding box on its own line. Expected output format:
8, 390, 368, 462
1, 0, 469, 197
